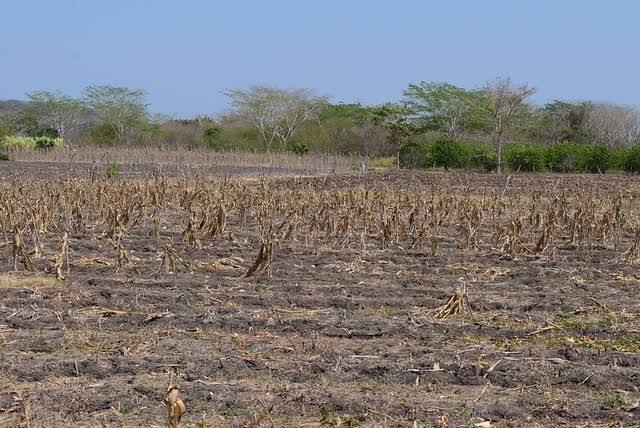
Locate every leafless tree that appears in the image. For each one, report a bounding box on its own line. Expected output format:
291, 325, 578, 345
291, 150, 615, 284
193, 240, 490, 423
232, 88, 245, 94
584, 103, 640, 147
225, 86, 327, 150
481, 78, 536, 174
26, 91, 85, 139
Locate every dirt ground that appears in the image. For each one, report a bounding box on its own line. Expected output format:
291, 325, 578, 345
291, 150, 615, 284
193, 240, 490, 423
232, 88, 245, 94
1, 162, 639, 427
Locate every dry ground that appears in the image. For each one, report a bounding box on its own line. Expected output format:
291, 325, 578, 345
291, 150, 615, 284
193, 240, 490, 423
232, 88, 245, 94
0, 162, 639, 427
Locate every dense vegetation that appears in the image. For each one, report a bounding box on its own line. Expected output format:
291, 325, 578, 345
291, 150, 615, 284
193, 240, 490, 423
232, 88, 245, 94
2, 79, 640, 173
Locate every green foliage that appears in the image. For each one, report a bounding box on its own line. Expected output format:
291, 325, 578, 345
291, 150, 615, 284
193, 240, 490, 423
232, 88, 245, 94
430, 138, 470, 170
84, 124, 119, 146
289, 141, 309, 155
0, 135, 36, 149
503, 143, 546, 172
601, 392, 623, 410
534, 101, 592, 144
318, 103, 372, 124
0, 135, 64, 150
610, 147, 630, 171
202, 125, 222, 147
468, 143, 497, 172
34, 136, 63, 150
83, 85, 150, 144
577, 144, 610, 173
35, 127, 60, 138
545, 141, 580, 172
402, 81, 487, 136
369, 156, 396, 169
0, 152, 9, 161
624, 144, 640, 173
106, 162, 120, 179
0, 124, 13, 140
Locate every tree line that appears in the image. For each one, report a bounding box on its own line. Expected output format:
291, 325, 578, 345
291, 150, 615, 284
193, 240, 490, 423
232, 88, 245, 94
2, 79, 640, 173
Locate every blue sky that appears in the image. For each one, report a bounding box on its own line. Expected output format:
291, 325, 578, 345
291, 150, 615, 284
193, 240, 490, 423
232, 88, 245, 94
1, 0, 638, 116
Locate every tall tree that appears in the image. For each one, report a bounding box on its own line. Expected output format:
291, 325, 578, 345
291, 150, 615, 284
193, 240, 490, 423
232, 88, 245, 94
481, 78, 536, 174
402, 82, 482, 139
26, 90, 85, 139
584, 103, 640, 147
225, 86, 327, 150
83, 85, 150, 143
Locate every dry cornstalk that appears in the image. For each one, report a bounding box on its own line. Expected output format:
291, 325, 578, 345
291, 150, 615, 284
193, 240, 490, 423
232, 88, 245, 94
430, 279, 471, 320
13, 226, 36, 272
157, 243, 194, 274
165, 368, 186, 428
243, 240, 273, 278
52, 231, 69, 280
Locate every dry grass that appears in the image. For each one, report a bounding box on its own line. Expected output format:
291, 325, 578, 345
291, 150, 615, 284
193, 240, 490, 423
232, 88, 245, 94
0, 274, 59, 288
7, 146, 357, 173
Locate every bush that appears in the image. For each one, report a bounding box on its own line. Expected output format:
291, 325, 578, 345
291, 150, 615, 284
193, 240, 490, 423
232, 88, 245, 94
0, 135, 64, 150
106, 162, 120, 179
430, 138, 471, 170
545, 141, 580, 172
0, 135, 37, 149
0, 152, 9, 161
202, 125, 223, 148
34, 136, 64, 150
369, 156, 396, 169
84, 124, 119, 145
503, 143, 546, 172
289, 141, 309, 156
624, 144, 640, 173
610, 147, 630, 171
0, 124, 13, 140
35, 128, 59, 139
577, 144, 610, 173
467, 143, 497, 172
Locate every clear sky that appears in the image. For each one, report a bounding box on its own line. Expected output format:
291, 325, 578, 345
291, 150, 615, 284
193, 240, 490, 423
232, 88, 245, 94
1, 0, 638, 116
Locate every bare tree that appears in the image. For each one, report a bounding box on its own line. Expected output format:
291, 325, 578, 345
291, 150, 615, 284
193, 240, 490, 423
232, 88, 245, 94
225, 86, 327, 150
26, 91, 85, 139
481, 78, 536, 174
83, 85, 150, 143
584, 103, 640, 147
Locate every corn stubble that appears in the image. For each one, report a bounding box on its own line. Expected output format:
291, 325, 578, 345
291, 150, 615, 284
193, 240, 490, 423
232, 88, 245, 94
0, 176, 638, 286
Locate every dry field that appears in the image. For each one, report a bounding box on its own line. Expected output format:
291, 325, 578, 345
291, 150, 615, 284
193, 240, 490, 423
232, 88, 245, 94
0, 161, 640, 427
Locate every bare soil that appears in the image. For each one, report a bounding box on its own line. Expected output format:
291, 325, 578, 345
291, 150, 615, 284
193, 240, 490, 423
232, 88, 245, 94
0, 162, 639, 427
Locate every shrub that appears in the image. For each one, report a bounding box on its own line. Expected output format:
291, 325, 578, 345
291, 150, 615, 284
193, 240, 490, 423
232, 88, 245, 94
106, 162, 120, 179
467, 143, 497, 172
369, 156, 396, 169
35, 128, 59, 139
0, 124, 12, 140
545, 141, 580, 172
0, 152, 9, 161
430, 138, 471, 170
34, 136, 64, 150
0, 135, 37, 149
610, 147, 630, 171
202, 125, 222, 148
289, 141, 310, 156
624, 144, 640, 173
84, 124, 119, 145
577, 144, 610, 173
0, 135, 64, 150
503, 143, 546, 172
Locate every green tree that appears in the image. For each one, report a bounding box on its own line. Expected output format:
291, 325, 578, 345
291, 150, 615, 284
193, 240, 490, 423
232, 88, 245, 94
369, 103, 417, 165
83, 85, 150, 144
402, 82, 485, 139
533, 100, 592, 144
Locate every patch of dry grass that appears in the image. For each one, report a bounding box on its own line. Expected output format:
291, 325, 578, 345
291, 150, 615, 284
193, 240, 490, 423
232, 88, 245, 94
0, 274, 59, 288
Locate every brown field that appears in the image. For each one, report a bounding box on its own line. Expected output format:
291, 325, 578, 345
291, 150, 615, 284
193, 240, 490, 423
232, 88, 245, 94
1, 161, 640, 427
